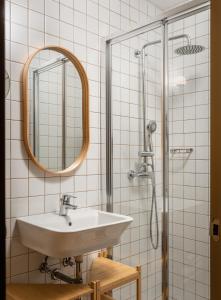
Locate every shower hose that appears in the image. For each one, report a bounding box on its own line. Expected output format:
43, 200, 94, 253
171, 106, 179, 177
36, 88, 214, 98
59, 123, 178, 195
150, 174, 159, 250
148, 135, 159, 250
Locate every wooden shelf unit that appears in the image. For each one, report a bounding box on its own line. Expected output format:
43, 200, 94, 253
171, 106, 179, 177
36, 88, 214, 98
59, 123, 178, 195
6, 282, 99, 300
6, 256, 141, 300
89, 256, 141, 300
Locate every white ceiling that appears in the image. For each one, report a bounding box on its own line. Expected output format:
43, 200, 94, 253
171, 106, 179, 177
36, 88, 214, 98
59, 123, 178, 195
150, 0, 191, 11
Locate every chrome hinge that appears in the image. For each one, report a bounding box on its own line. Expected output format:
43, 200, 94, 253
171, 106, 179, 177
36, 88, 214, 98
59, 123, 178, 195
211, 218, 220, 242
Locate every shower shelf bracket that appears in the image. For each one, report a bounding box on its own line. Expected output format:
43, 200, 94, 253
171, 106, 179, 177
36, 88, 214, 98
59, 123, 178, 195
170, 147, 194, 154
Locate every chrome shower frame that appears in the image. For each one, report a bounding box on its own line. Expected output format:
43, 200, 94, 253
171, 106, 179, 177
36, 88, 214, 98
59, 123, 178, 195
104, 0, 210, 299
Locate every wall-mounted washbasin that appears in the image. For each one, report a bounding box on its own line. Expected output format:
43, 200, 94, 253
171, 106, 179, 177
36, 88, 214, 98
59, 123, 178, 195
17, 208, 133, 258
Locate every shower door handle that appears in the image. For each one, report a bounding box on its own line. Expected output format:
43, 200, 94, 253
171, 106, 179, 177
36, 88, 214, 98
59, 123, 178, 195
211, 219, 220, 242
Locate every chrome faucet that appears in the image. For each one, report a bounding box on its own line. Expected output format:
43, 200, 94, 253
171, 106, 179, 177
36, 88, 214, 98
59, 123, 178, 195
59, 194, 77, 216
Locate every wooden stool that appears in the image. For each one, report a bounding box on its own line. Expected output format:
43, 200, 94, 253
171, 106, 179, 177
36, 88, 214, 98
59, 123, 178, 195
6, 282, 100, 300
89, 254, 141, 300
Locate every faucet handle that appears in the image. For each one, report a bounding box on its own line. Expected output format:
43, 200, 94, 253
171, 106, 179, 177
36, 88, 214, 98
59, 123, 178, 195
61, 194, 77, 204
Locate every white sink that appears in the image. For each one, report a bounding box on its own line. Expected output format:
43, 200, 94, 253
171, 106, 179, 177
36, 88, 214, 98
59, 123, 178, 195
17, 208, 133, 258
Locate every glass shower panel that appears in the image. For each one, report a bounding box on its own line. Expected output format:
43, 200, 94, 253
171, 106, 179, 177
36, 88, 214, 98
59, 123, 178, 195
168, 9, 210, 300
111, 26, 163, 300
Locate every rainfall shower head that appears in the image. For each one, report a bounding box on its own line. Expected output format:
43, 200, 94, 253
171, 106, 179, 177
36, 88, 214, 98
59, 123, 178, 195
175, 44, 205, 55
147, 120, 157, 133
135, 34, 205, 57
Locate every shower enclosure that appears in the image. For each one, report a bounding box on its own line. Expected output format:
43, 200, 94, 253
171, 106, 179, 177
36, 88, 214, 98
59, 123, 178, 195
104, 0, 210, 299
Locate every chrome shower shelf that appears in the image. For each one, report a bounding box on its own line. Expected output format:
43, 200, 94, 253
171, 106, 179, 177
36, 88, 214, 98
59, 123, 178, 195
170, 147, 194, 154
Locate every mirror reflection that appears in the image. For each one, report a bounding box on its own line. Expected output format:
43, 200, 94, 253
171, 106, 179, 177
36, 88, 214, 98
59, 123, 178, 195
28, 49, 83, 172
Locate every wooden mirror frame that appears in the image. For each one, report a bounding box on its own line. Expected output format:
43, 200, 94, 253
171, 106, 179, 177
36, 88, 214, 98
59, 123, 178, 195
22, 46, 89, 176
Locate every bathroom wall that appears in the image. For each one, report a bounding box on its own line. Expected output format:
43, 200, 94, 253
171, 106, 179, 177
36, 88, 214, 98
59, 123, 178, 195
168, 9, 210, 300
5, 0, 162, 289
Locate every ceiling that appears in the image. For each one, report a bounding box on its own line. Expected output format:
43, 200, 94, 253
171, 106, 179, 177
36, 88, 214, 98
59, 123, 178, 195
150, 0, 191, 11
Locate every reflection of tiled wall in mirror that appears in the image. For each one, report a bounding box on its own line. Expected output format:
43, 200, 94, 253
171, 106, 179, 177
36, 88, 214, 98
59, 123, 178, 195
28, 51, 83, 171
65, 62, 83, 167
28, 50, 63, 171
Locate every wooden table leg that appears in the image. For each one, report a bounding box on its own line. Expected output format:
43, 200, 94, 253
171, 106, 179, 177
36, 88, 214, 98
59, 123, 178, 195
136, 266, 141, 300
90, 281, 101, 300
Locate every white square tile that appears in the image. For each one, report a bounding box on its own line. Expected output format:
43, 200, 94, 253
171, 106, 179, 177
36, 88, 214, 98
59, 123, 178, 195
11, 140, 27, 160
74, 10, 86, 30
29, 196, 44, 215
29, 0, 44, 13
74, 0, 86, 14
11, 23, 27, 44
11, 179, 28, 198
74, 175, 86, 192
11, 159, 28, 178
29, 177, 44, 196
60, 5, 74, 25
45, 0, 59, 19
45, 16, 59, 36
87, 0, 98, 19
11, 42, 27, 63
10, 273, 28, 283
10, 81, 20, 101
60, 22, 74, 42
29, 10, 44, 31
29, 29, 44, 48
11, 197, 28, 217
45, 194, 59, 212
11, 254, 28, 276
60, 0, 74, 9
11, 3, 27, 26
45, 177, 60, 195
61, 176, 74, 193
11, 101, 21, 122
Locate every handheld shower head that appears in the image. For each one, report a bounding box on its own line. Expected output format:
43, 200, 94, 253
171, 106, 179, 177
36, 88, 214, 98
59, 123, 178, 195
147, 120, 157, 133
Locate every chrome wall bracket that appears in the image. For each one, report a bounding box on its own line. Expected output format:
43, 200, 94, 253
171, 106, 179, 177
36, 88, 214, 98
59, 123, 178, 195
170, 147, 193, 154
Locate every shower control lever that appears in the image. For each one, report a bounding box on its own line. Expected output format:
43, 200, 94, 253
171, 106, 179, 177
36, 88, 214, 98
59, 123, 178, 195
128, 169, 154, 180
138, 151, 154, 157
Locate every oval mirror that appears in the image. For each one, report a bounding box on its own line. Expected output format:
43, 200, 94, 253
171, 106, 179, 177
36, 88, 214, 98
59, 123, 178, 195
22, 46, 89, 175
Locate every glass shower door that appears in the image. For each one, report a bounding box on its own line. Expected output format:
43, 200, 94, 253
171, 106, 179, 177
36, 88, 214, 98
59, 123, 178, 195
109, 25, 164, 300
168, 8, 210, 300
105, 5, 210, 300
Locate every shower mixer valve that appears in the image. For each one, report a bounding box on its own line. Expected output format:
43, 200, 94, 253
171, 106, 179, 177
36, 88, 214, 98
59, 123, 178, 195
128, 162, 155, 182
128, 169, 155, 181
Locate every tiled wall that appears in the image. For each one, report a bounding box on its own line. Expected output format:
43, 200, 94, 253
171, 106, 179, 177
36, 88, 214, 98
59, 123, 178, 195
168, 9, 210, 300
6, 0, 210, 299
5, 0, 162, 290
